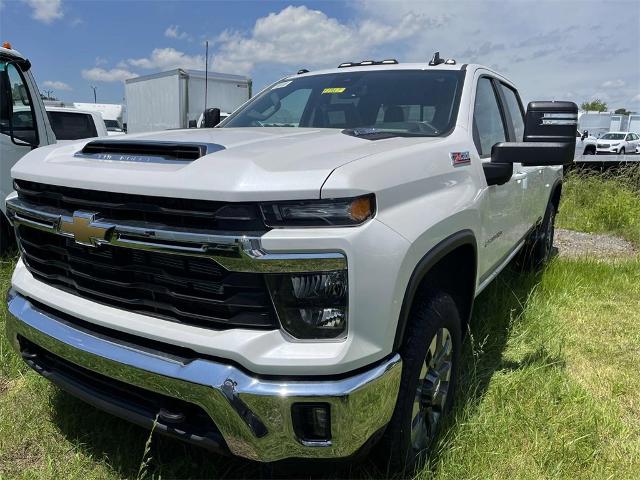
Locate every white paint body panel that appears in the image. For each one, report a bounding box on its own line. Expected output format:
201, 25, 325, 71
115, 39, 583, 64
9, 63, 561, 375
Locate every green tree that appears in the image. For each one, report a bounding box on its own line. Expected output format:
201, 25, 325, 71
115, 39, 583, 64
580, 99, 607, 112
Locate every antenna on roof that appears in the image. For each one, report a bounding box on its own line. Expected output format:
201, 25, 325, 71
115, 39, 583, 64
297, 69, 309, 74
429, 52, 445, 66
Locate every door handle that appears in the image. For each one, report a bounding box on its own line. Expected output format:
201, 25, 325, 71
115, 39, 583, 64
512, 172, 527, 180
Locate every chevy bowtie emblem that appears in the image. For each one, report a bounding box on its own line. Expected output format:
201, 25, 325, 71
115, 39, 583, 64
58, 211, 112, 247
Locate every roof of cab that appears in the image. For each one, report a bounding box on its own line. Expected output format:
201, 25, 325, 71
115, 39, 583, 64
0, 46, 25, 60
291, 62, 466, 79
287, 61, 516, 88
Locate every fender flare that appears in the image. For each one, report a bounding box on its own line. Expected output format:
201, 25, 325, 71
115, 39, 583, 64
393, 229, 477, 350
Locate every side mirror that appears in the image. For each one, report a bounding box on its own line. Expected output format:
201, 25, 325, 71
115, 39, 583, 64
490, 100, 577, 167
491, 142, 575, 166
203, 107, 221, 128
582, 129, 588, 140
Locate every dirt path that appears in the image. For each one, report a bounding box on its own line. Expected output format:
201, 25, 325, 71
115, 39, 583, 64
556, 228, 637, 259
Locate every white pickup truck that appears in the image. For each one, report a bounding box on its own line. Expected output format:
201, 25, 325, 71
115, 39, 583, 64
4, 55, 576, 470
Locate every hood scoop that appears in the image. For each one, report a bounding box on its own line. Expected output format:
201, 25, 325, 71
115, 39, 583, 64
75, 140, 225, 163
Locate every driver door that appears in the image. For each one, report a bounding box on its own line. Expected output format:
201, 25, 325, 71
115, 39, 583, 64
473, 75, 528, 278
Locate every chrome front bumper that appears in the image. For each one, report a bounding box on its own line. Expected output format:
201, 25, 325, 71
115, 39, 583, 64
5, 291, 402, 462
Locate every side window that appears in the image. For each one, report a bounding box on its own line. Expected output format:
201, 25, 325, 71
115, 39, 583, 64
473, 77, 506, 157
0, 62, 38, 144
500, 84, 525, 141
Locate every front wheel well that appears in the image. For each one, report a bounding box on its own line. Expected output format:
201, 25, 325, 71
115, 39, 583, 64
394, 234, 477, 350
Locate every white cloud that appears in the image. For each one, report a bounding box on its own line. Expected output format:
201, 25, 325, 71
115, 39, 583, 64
209, 5, 438, 74
633, 94, 640, 102
81, 67, 137, 82
22, 0, 63, 24
95, 56, 108, 66
601, 79, 626, 88
165, 25, 190, 40
128, 47, 205, 70
42, 80, 71, 91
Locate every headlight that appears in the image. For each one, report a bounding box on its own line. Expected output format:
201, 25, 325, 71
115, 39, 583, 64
260, 194, 375, 227
611, 142, 620, 146
266, 270, 348, 339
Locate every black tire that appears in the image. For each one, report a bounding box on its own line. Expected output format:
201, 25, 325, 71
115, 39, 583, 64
584, 146, 595, 155
519, 200, 556, 270
619, 147, 625, 155
378, 289, 462, 474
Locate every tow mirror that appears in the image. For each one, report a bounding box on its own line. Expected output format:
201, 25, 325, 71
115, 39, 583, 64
203, 107, 221, 128
490, 101, 577, 167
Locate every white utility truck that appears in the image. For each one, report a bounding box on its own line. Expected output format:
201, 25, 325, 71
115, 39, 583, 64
46, 106, 109, 141
73, 103, 125, 135
5, 54, 577, 471
125, 69, 251, 133
0, 43, 56, 254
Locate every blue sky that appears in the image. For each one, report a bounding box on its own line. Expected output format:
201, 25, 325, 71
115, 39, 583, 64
2, 0, 639, 110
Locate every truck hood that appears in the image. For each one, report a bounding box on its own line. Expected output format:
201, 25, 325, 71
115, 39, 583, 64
12, 127, 438, 201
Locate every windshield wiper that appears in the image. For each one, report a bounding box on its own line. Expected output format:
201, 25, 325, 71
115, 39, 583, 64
342, 127, 432, 139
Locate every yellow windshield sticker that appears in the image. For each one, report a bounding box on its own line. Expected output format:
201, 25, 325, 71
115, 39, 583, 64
322, 87, 346, 94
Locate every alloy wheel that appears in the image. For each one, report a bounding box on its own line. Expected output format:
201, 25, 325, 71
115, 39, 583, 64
410, 327, 453, 451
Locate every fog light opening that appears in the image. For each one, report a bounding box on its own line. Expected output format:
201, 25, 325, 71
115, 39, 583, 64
291, 403, 332, 444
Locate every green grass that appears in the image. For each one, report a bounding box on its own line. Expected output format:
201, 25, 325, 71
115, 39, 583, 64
1, 171, 639, 479
558, 165, 640, 246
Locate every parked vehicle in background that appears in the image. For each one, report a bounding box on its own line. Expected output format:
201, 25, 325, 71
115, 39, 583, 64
0, 43, 56, 254
596, 131, 639, 154
575, 129, 596, 158
46, 106, 108, 141
73, 102, 125, 135
196, 110, 230, 128
5, 55, 577, 471
125, 69, 251, 133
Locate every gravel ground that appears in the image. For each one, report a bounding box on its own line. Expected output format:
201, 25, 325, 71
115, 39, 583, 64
555, 228, 637, 259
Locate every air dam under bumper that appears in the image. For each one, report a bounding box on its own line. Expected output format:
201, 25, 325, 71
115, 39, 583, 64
5, 290, 402, 462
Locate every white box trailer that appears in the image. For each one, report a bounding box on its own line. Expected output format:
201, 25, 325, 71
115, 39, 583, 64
125, 69, 251, 134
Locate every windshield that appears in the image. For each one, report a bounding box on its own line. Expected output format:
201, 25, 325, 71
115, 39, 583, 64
104, 119, 121, 130
223, 70, 465, 137
601, 133, 625, 140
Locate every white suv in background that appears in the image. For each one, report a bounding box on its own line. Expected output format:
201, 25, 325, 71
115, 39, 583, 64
596, 131, 639, 154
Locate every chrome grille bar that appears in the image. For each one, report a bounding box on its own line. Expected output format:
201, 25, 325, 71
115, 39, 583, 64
6, 196, 346, 273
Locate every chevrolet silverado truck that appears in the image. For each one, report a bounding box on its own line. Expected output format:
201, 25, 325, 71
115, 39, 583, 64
4, 54, 577, 470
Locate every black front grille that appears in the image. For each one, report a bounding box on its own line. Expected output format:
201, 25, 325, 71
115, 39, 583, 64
17, 226, 277, 330
14, 180, 267, 232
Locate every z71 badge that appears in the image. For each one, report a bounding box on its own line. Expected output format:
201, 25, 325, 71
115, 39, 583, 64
450, 151, 471, 166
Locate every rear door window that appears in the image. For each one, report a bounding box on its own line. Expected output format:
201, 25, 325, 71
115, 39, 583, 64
472, 77, 507, 157
47, 111, 98, 140
499, 84, 525, 142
